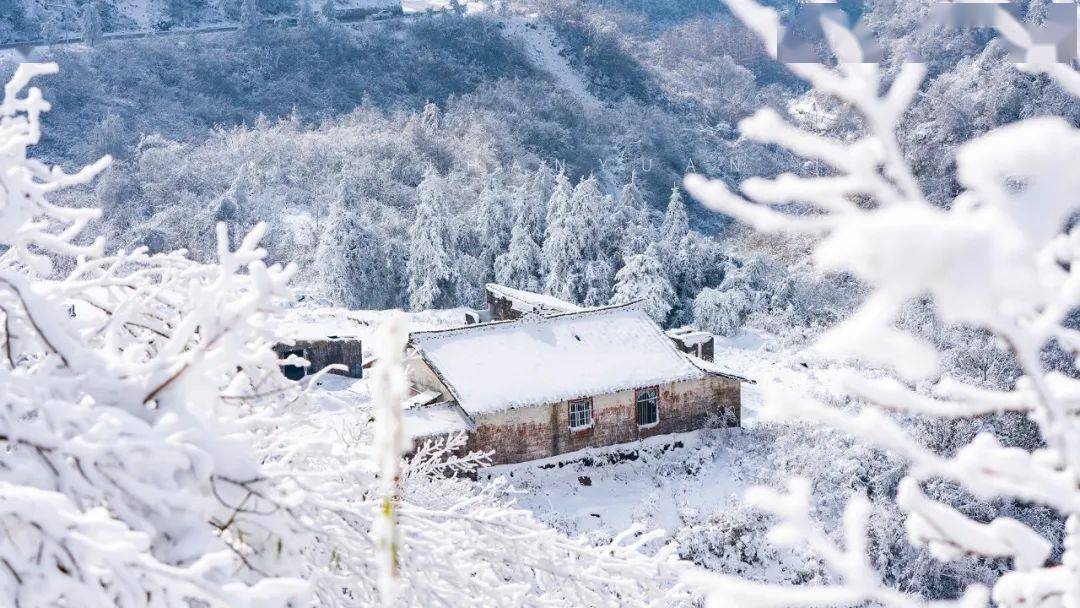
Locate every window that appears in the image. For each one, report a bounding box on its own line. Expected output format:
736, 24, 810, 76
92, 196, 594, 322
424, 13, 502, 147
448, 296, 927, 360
282, 349, 307, 381
635, 387, 659, 427
569, 398, 593, 430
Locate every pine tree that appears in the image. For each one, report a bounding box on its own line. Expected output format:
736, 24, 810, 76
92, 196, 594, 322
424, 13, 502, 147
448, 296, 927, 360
543, 175, 604, 303
407, 171, 455, 311
475, 179, 513, 278
315, 199, 397, 310
298, 0, 315, 26
529, 162, 555, 209
320, 0, 336, 21
582, 260, 614, 307
611, 244, 675, 324
660, 184, 689, 247
617, 170, 647, 214
495, 221, 543, 292
240, 0, 262, 28
80, 2, 103, 47
571, 174, 612, 261
520, 165, 553, 244
544, 169, 573, 235
613, 172, 653, 260
669, 233, 705, 326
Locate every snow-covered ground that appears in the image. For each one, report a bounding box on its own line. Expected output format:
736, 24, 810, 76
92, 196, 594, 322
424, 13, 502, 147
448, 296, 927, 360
303, 316, 834, 559
474, 326, 855, 560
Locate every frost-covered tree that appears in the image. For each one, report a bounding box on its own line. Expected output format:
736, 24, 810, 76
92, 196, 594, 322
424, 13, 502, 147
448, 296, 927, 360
543, 174, 591, 303
613, 172, 654, 259
298, 0, 315, 26
660, 183, 689, 247
314, 198, 398, 309
683, 1, 1080, 605
0, 63, 306, 607
407, 171, 455, 310
240, 0, 262, 28
611, 244, 674, 324
494, 221, 543, 292
320, 0, 336, 21
475, 178, 513, 278
693, 286, 751, 337
80, 2, 103, 47
518, 176, 549, 244
544, 168, 573, 236
526, 162, 555, 236
583, 259, 614, 307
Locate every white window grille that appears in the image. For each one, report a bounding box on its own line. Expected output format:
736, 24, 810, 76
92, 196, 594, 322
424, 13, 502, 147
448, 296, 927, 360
569, 398, 593, 430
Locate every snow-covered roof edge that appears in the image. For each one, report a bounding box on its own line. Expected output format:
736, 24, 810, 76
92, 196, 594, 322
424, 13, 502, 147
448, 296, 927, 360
484, 283, 582, 314
681, 353, 754, 384
410, 300, 640, 342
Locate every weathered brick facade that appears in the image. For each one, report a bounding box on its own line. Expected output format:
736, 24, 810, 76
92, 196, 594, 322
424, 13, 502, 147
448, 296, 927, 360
463, 375, 740, 466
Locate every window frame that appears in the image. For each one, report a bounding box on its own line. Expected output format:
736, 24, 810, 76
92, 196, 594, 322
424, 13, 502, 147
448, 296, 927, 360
635, 386, 660, 428
568, 397, 594, 431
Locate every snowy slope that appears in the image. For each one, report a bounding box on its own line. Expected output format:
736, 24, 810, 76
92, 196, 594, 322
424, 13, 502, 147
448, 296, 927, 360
501, 16, 602, 111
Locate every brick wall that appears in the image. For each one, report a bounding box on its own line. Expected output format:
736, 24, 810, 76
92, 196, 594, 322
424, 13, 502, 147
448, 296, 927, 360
464, 375, 741, 466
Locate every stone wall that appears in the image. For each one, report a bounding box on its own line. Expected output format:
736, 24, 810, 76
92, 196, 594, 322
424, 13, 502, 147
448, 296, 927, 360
486, 291, 522, 322
273, 338, 364, 379
464, 375, 741, 466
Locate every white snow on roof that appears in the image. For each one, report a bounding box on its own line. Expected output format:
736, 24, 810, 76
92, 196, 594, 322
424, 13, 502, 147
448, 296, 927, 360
404, 389, 443, 409
403, 402, 472, 439
667, 327, 714, 347
278, 308, 368, 341
276, 306, 472, 343
683, 354, 752, 384
485, 283, 581, 315
410, 303, 708, 416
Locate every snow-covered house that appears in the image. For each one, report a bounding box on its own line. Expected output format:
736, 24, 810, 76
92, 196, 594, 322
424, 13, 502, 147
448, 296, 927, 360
406, 302, 746, 466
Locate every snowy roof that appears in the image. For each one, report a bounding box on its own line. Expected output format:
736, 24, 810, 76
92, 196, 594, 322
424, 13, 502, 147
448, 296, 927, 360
485, 283, 581, 315
666, 327, 714, 347
276, 308, 368, 341
409, 303, 738, 416
403, 402, 473, 440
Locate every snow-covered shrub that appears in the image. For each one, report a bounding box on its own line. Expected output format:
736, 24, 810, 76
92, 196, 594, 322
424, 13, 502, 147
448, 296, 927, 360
684, 1, 1080, 605
693, 286, 751, 337
0, 62, 306, 607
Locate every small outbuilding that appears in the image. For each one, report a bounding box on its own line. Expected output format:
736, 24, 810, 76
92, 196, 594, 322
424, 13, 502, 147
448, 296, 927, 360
273, 309, 366, 380
479, 283, 581, 323
666, 327, 716, 362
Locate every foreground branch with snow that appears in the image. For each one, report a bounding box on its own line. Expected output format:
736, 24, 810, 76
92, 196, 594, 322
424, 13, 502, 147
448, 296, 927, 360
0, 63, 684, 607
684, 2, 1080, 607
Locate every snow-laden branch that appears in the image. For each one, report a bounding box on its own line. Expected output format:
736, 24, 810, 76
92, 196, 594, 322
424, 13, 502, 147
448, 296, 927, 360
0, 63, 683, 607
684, 2, 1080, 607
